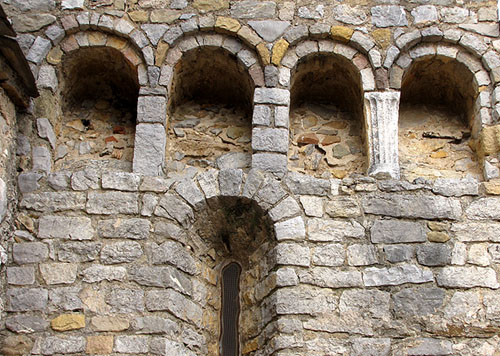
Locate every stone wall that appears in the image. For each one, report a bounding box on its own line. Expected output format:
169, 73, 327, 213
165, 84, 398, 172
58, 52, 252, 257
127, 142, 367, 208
3, 0, 500, 355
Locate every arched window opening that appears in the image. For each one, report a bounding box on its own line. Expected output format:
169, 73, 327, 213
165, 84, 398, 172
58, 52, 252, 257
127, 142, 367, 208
58, 46, 139, 171
220, 262, 242, 356
167, 46, 254, 170
399, 56, 480, 180
289, 53, 365, 179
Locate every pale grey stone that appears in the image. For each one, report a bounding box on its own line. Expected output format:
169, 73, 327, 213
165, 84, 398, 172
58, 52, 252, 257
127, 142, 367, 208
484, 160, 500, 180
40, 263, 77, 284
275, 216, 306, 240
48, 171, 70, 190
437, 266, 499, 289
275, 243, 310, 266
219, 169, 243, 196
264, 65, 279, 87
285, 172, 330, 196
467, 243, 490, 266
171, 0, 187, 9
152, 241, 197, 275
440, 7, 469, 24
269, 196, 301, 222
216, 152, 251, 170
37, 65, 58, 93
372, 5, 408, 27
407, 338, 452, 356
175, 179, 205, 209
101, 241, 143, 264
137, 96, 166, 123
155, 194, 194, 228
13, 243, 48, 264
98, 218, 151, 239
295, 40, 318, 58
82, 265, 127, 283
332, 5, 367, 25
395, 30, 421, 50
26, 37, 52, 65
16, 34, 35, 56
252, 153, 287, 176
140, 176, 173, 192
417, 244, 451, 266
114, 336, 149, 354
145, 289, 202, 326
364, 263, 434, 286
71, 168, 99, 191
7, 288, 48, 312
276, 268, 299, 287
362, 193, 462, 220
254, 179, 286, 209
18, 172, 42, 193
6, 314, 48, 333
325, 196, 361, 218
411, 5, 438, 24
348, 244, 378, 266
133, 124, 166, 176
444, 290, 481, 325
432, 177, 479, 196
39, 337, 86, 355
451, 242, 467, 265
300, 267, 363, 288
252, 105, 272, 126
252, 128, 288, 153
254, 88, 290, 105
197, 169, 219, 199
237, 49, 257, 67
312, 243, 345, 267
59, 242, 101, 262
55, 145, 68, 160
421, 26, 443, 41
7, 266, 35, 285
248, 20, 289, 42
39, 216, 93, 240
141, 194, 158, 217
484, 291, 500, 323
17, 135, 31, 156
351, 31, 376, 52
489, 244, 500, 263
384, 245, 414, 263
129, 266, 191, 295
460, 23, 499, 38
352, 338, 391, 356
459, 33, 488, 55
300, 196, 323, 217
371, 219, 426, 244
62, 0, 84, 9
102, 172, 141, 191
75, 12, 90, 29
12, 0, 55, 11
308, 218, 364, 241
275, 105, 289, 128
108, 288, 144, 313
32, 146, 51, 174
21, 192, 86, 212
274, 287, 332, 315
283, 24, 308, 44
150, 338, 196, 356
466, 198, 500, 220
132, 316, 180, 335
231, 1, 276, 19
163, 26, 183, 46
87, 192, 139, 215
297, 5, 324, 20
13, 14, 56, 33
393, 288, 445, 316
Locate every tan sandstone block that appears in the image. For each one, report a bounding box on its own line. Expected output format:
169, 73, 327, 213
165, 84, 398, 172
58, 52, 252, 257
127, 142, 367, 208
91, 316, 129, 331
51, 314, 85, 331
215, 17, 241, 33
480, 125, 500, 156
372, 29, 391, 49
129, 11, 149, 23
238, 26, 262, 47
256, 42, 270, 65
427, 231, 450, 243
156, 42, 169, 66
483, 179, 500, 195
86, 335, 114, 354
121, 46, 142, 66
88, 32, 108, 46
330, 26, 354, 42
107, 37, 128, 51
272, 38, 289, 65
47, 47, 63, 65
1, 335, 33, 356
151, 9, 181, 24
193, 0, 229, 12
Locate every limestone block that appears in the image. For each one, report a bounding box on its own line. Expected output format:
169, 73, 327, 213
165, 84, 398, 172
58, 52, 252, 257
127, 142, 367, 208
274, 216, 306, 240
416, 244, 451, 266
131, 316, 180, 335
384, 245, 414, 263
39, 336, 86, 355
22, 192, 86, 213
275, 243, 310, 266
27, 37, 52, 64
312, 243, 345, 267
252, 153, 287, 175
145, 289, 202, 326
351, 31, 375, 52
347, 244, 378, 266
108, 288, 144, 314
13, 243, 48, 264
275, 105, 289, 128
97, 218, 150, 240
269, 196, 301, 222
466, 197, 500, 220
129, 266, 191, 295
71, 169, 99, 191
308, 218, 364, 241
371, 219, 426, 243
7, 267, 35, 286
352, 338, 391, 356
40, 263, 78, 285
39, 216, 93, 240
175, 179, 205, 209
283, 24, 308, 45
411, 5, 438, 24
325, 196, 360, 218
332, 5, 367, 25
274, 287, 332, 315
393, 288, 444, 316
86, 192, 139, 215
219, 168, 243, 196
407, 338, 452, 356
363, 264, 433, 286
133, 124, 166, 176
7, 288, 48, 311
252, 105, 272, 126
91, 316, 129, 332
59, 242, 102, 263
432, 177, 479, 197
32, 146, 51, 174
254, 88, 290, 105
436, 266, 499, 288
137, 96, 166, 124
285, 172, 330, 196
155, 194, 194, 228
459, 33, 488, 56
300, 267, 363, 288
37, 66, 58, 93
18, 172, 42, 194
101, 241, 143, 264
300, 196, 323, 217
102, 172, 141, 191
231, 1, 276, 19
197, 169, 219, 199
441, 7, 469, 24
151, 241, 197, 275
150, 338, 196, 356
6, 314, 49, 333
371, 6, 408, 27
252, 127, 288, 153
86, 336, 114, 355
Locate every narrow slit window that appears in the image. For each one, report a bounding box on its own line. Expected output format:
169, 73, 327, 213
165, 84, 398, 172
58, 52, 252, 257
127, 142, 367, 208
220, 262, 241, 356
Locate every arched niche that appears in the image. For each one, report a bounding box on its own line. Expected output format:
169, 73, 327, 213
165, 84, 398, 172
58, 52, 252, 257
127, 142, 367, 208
399, 52, 481, 180
167, 45, 255, 170
289, 52, 366, 179
58, 45, 139, 171
190, 196, 275, 356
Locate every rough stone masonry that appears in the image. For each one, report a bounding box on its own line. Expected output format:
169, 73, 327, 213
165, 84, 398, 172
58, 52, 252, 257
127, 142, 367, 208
1, 0, 500, 355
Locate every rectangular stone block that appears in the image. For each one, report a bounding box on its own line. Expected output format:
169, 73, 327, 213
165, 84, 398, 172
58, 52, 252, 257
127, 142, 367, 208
151, 241, 197, 275
466, 197, 500, 220
97, 218, 151, 239
38, 216, 93, 240
102, 172, 141, 191
275, 243, 310, 266
252, 105, 272, 126
20, 192, 86, 212
285, 172, 331, 196
82, 265, 127, 283
87, 191, 139, 215
252, 153, 287, 175
308, 218, 364, 241
137, 96, 166, 123
145, 289, 202, 327
363, 263, 433, 286
39, 336, 86, 355
7, 288, 48, 311
299, 267, 363, 288
254, 88, 290, 105
252, 127, 288, 153
436, 266, 499, 289
108, 288, 145, 313
274, 216, 306, 240
40, 263, 78, 285
371, 219, 426, 244
133, 123, 166, 176
114, 336, 149, 354
7, 267, 35, 285
451, 222, 500, 242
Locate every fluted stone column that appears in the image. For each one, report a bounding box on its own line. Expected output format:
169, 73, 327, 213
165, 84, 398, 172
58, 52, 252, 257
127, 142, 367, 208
364, 91, 401, 179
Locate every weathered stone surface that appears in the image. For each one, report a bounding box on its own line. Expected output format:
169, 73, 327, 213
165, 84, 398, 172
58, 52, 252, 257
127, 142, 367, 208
86, 335, 113, 355
363, 264, 433, 286
151, 241, 197, 275
102, 172, 141, 191
285, 172, 330, 196
252, 127, 288, 153
248, 20, 289, 42
51, 314, 85, 331
362, 193, 462, 220
21, 192, 86, 212
97, 218, 151, 239
26, 37, 52, 64
39, 336, 86, 355
371, 6, 408, 27
254, 88, 290, 105
393, 287, 445, 316
216, 153, 251, 170
91, 316, 129, 332
275, 243, 310, 266
432, 177, 478, 197
416, 244, 451, 266
39, 216, 93, 240
352, 338, 391, 356
275, 216, 306, 240
13, 243, 48, 264
59, 242, 101, 262
219, 168, 243, 196
82, 265, 127, 283
107, 288, 145, 313
411, 5, 438, 24
299, 196, 323, 217
466, 198, 500, 220
300, 267, 363, 288
129, 266, 191, 295
384, 245, 414, 263
133, 124, 166, 176
371, 219, 426, 243
146, 289, 202, 326
274, 287, 333, 315
451, 222, 500, 242
87, 192, 139, 215
436, 266, 499, 289
175, 179, 205, 208
155, 193, 194, 227
71, 169, 99, 190
132, 316, 180, 335
13, 13, 57, 33
7, 267, 35, 285
32, 146, 51, 174
347, 244, 378, 266
440, 7, 469, 24
325, 196, 360, 218
48, 287, 82, 311
407, 338, 452, 356
269, 196, 301, 222
6, 314, 49, 333
114, 335, 149, 354
137, 96, 166, 123
40, 263, 78, 284
62, 0, 84, 9
252, 153, 287, 175
7, 288, 48, 311
101, 241, 143, 264
140, 176, 173, 192
18, 172, 42, 194
231, 1, 276, 19
150, 338, 196, 356
460, 23, 500, 38
312, 243, 345, 267
308, 218, 364, 241
332, 5, 367, 25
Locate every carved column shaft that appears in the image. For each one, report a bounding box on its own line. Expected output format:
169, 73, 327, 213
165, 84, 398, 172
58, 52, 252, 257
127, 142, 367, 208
364, 91, 401, 179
